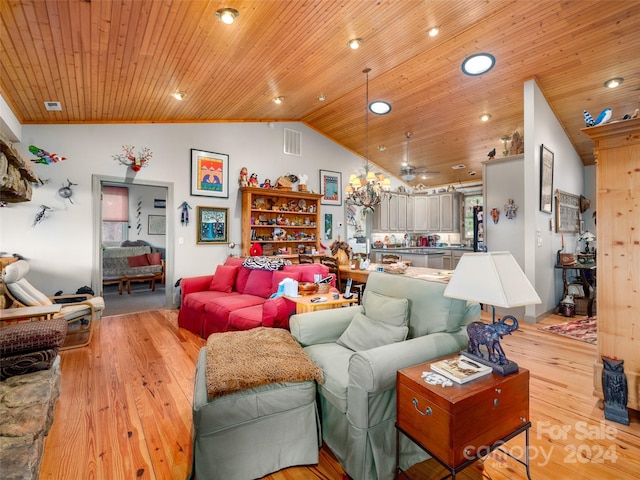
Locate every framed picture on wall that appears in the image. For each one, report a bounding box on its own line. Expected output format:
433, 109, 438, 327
148, 215, 166, 235
191, 149, 229, 198
555, 189, 581, 233
324, 213, 333, 240
539, 145, 554, 213
196, 206, 229, 244
319, 169, 342, 206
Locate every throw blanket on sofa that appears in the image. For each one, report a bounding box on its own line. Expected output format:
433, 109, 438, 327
206, 327, 324, 399
242, 256, 292, 270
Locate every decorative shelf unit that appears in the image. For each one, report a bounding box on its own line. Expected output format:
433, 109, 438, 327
240, 187, 322, 258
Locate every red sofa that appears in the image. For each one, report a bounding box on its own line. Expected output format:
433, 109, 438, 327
178, 257, 334, 338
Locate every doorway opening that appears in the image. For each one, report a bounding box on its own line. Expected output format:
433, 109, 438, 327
92, 175, 174, 315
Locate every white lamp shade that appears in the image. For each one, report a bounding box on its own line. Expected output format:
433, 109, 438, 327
444, 251, 541, 308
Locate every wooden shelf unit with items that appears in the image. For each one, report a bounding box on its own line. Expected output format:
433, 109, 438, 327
240, 187, 322, 258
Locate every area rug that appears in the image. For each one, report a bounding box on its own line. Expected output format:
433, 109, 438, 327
540, 317, 597, 344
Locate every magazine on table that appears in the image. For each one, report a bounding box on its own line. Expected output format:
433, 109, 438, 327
430, 356, 493, 384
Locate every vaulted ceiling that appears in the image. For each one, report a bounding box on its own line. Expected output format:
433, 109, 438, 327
1, 0, 638, 188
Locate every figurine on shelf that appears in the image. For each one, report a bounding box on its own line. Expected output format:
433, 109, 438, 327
261, 178, 271, 189
238, 167, 249, 187
584, 108, 612, 127
298, 173, 308, 192
249, 173, 259, 187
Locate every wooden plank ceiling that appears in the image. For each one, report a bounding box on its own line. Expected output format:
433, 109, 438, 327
1, 0, 639, 188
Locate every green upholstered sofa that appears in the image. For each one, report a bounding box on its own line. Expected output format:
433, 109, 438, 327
290, 271, 480, 480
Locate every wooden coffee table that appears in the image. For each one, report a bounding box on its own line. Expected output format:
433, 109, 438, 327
103, 276, 125, 295
126, 273, 160, 294
284, 293, 358, 314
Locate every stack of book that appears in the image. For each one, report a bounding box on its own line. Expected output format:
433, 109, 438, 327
430, 356, 493, 384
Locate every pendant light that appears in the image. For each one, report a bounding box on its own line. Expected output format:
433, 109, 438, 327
345, 68, 391, 213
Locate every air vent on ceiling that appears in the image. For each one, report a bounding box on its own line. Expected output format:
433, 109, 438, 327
44, 101, 62, 111
283, 128, 302, 156
451, 164, 466, 170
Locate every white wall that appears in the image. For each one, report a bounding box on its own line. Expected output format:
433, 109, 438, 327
524, 79, 586, 319
124, 184, 168, 248
583, 165, 596, 235
0, 94, 21, 142
0, 122, 369, 297
483, 155, 525, 265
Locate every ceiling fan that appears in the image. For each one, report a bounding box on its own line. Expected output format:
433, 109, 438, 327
400, 132, 440, 182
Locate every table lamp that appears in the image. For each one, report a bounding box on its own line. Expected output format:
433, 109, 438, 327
444, 251, 541, 375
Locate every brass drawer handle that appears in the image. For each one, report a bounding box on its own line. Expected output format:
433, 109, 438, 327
412, 398, 432, 416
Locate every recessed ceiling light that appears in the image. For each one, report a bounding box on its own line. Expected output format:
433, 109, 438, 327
451, 164, 466, 170
369, 101, 391, 115
469, 170, 478, 176
378, 145, 386, 151
216, 7, 239, 24
604, 77, 624, 88
461, 53, 495, 76
171, 91, 186, 101
479, 113, 492, 122
273, 96, 284, 104
317, 94, 327, 102
347, 38, 363, 49
428, 26, 440, 37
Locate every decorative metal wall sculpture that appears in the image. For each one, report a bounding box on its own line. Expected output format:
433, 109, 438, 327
113, 145, 152, 172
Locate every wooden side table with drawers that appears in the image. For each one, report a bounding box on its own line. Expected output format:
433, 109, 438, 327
396, 354, 531, 479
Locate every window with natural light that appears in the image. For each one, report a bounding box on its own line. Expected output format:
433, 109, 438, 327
102, 185, 129, 245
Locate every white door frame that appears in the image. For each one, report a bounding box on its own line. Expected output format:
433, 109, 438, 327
92, 175, 175, 308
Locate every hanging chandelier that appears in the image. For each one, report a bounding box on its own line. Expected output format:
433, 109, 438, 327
345, 68, 391, 213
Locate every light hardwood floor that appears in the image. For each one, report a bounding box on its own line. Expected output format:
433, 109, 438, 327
40, 310, 640, 479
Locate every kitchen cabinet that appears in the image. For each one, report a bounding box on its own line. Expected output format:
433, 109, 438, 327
413, 196, 428, 231
371, 195, 389, 231
406, 195, 414, 231
426, 195, 440, 231
372, 193, 408, 232
442, 250, 466, 270
439, 192, 461, 232
373, 192, 460, 234
388, 193, 399, 231
397, 194, 407, 231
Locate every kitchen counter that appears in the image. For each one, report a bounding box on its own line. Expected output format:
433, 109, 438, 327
370, 246, 473, 254
370, 246, 473, 269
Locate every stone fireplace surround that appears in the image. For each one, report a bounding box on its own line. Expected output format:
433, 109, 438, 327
0, 356, 61, 480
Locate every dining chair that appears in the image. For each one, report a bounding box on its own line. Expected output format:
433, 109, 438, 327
319, 256, 341, 292
298, 254, 315, 264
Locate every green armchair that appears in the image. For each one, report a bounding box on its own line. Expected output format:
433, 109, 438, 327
290, 271, 480, 480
